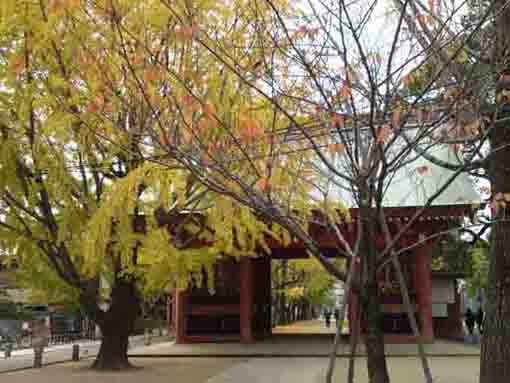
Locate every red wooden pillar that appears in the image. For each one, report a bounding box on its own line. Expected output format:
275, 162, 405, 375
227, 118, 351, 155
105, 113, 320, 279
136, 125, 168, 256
447, 280, 464, 339
413, 244, 434, 342
240, 257, 254, 343
348, 290, 360, 340
167, 295, 173, 335
173, 290, 187, 344
262, 257, 272, 337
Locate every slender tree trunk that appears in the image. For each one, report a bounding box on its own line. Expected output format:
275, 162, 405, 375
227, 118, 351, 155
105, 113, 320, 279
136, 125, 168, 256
392, 257, 432, 383
92, 279, 140, 370
362, 282, 390, 383
480, 3, 510, 382
360, 200, 390, 383
348, 304, 360, 383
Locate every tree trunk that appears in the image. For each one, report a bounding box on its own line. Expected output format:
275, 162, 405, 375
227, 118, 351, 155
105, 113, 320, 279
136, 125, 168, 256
360, 199, 390, 383
362, 282, 390, 383
92, 279, 140, 370
480, 2, 510, 382
479, 218, 510, 382
93, 329, 131, 370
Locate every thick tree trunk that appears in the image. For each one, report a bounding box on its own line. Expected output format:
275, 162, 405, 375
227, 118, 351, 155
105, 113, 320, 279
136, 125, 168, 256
480, 3, 510, 382
479, 219, 510, 382
92, 279, 140, 370
93, 329, 131, 370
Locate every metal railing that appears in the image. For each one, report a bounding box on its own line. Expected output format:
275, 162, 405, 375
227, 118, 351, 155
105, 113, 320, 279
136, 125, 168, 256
0, 330, 170, 372
1, 332, 96, 351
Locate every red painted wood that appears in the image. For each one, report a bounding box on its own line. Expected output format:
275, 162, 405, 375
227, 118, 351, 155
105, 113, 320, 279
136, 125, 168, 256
182, 335, 241, 343
413, 244, 434, 342
240, 258, 254, 343
189, 304, 240, 316
174, 290, 187, 344
167, 295, 173, 336
348, 289, 360, 340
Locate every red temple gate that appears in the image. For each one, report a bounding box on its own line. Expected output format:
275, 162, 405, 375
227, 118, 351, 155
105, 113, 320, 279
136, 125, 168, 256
170, 206, 468, 344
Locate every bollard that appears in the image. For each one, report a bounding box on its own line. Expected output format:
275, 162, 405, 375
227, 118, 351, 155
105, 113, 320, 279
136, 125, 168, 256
72, 344, 80, 361
33, 347, 43, 368
144, 328, 151, 345
4, 343, 12, 359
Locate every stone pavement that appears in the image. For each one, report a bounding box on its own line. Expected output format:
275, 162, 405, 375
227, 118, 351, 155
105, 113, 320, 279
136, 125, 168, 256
2, 320, 481, 383
129, 320, 480, 357
273, 319, 337, 335
2, 358, 240, 383
2, 356, 481, 383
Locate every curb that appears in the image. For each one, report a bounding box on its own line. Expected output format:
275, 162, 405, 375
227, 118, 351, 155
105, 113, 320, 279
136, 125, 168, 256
0, 337, 173, 375
0, 355, 95, 375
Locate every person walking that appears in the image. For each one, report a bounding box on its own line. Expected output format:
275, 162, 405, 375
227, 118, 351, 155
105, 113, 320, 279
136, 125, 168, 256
465, 308, 476, 337
31, 318, 50, 368
324, 310, 331, 328
476, 307, 484, 335
334, 309, 340, 327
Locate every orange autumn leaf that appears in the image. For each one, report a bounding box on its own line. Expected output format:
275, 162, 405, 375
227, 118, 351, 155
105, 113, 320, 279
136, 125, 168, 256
327, 143, 345, 156
256, 178, 270, 191
48, 0, 80, 14
203, 103, 216, 118
159, 130, 170, 146
392, 109, 401, 128
175, 26, 194, 41
200, 151, 212, 165
401, 73, 416, 87
148, 92, 163, 108
86, 102, 98, 114
416, 165, 431, 175
181, 129, 192, 144
240, 118, 261, 142
182, 94, 194, 106
338, 86, 352, 100
331, 113, 345, 128
207, 141, 219, 154
190, 101, 202, 112
143, 67, 163, 83
464, 120, 481, 136
198, 115, 219, 134
376, 125, 391, 143
8, 54, 25, 74
416, 14, 432, 24
197, 118, 210, 134
183, 111, 193, 127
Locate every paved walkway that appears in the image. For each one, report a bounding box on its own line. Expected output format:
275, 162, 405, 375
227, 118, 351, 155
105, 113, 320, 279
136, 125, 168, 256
273, 320, 340, 335
2, 356, 481, 383
2, 321, 482, 383
129, 320, 479, 357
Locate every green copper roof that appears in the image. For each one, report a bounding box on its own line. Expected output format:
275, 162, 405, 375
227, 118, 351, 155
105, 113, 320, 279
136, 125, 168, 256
381, 144, 479, 208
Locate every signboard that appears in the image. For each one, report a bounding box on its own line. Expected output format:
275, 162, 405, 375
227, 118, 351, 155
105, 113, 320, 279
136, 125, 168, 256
432, 303, 448, 318
431, 279, 455, 304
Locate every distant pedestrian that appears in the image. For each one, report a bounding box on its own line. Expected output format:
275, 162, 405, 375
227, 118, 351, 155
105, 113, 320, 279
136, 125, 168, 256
334, 309, 340, 326
324, 310, 331, 328
476, 307, 484, 335
465, 308, 475, 336
31, 318, 50, 368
